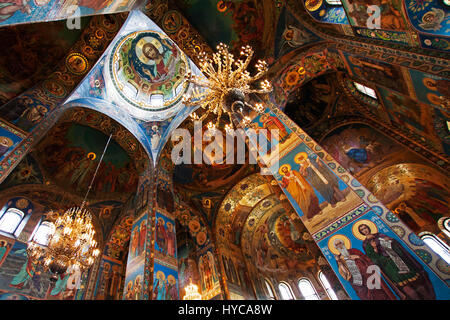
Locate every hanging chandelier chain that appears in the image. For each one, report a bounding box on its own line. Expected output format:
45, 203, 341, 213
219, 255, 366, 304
81, 133, 113, 210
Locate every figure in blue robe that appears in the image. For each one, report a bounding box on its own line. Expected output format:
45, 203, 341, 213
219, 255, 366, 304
10, 256, 35, 289
345, 148, 368, 163
50, 273, 70, 297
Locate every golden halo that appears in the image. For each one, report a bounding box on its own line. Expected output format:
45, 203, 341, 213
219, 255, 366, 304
294, 152, 308, 164
0, 136, 13, 148
352, 219, 378, 241
259, 114, 268, 122
305, 0, 323, 12
166, 221, 173, 229
196, 231, 207, 245
167, 275, 176, 285
87, 152, 96, 160
427, 93, 442, 105
422, 77, 437, 91
285, 71, 299, 86
156, 271, 165, 282
328, 234, 352, 255
189, 220, 200, 232
278, 163, 291, 176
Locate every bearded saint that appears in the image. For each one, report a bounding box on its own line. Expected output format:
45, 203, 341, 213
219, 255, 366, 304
333, 238, 396, 300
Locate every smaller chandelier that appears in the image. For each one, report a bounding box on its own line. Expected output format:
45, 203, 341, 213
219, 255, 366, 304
183, 43, 271, 131
183, 279, 202, 300
27, 207, 100, 278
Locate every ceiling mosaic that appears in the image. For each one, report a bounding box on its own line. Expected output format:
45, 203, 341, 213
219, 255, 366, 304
304, 0, 349, 25
366, 162, 450, 234
108, 30, 190, 115
240, 194, 319, 274
32, 108, 146, 203
283, 73, 337, 130
61, 10, 204, 162
0, 17, 90, 105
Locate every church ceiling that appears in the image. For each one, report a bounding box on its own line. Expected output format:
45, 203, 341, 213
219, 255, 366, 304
0, 13, 128, 137
167, 116, 260, 226
240, 195, 319, 274
105, 29, 191, 120
212, 172, 322, 275
215, 173, 270, 247
63, 10, 207, 162
366, 162, 450, 207
304, 0, 349, 25
365, 162, 449, 235
283, 72, 337, 130
30, 108, 145, 203
0, 17, 90, 105
172, 0, 281, 62
0, 0, 138, 26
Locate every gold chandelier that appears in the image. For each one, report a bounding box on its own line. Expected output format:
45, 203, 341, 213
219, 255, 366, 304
183, 278, 202, 300
27, 134, 113, 279
27, 208, 100, 276
183, 43, 271, 131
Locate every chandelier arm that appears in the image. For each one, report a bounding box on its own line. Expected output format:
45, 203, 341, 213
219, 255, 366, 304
246, 88, 271, 95
240, 52, 254, 76
251, 71, 267, 81
81, 133, 113, 210
189, 77, 212, 88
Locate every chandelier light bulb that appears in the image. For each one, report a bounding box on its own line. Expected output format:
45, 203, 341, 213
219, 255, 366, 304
183, 279, 202, 300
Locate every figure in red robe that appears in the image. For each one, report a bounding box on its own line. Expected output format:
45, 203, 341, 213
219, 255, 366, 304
333, 238, 397, 300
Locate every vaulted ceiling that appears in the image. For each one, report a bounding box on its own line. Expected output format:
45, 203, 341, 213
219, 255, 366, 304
0, 0, 448, 273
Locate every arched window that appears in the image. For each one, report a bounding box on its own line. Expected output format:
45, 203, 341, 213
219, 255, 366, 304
278, 282, 295, 300
298, 278, 319, 300
326, 0, 342, 5
438, 217, 450, 238
0, 208, 25, 234
31, 221, 54, 246
318, 271, 338, 300
264, 279, 276, 300
420, 233, 450, 265
444, 218, 450, 232
354, 81, 378, 99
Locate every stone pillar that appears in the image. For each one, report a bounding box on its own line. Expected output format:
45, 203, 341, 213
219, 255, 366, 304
231, 97, 450, 300
122, 168, 154, 300
150, 167, 179, 300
